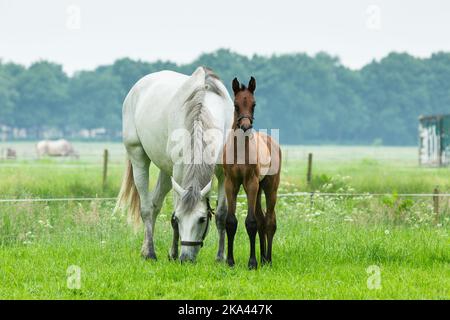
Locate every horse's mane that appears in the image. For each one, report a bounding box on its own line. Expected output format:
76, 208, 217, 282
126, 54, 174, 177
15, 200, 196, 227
181, 67, 224, 211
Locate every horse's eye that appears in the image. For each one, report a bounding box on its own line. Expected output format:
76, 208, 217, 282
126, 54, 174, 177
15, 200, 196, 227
199, 217, 207, 224
234, 105, 239, 112
252, 103, 256, 108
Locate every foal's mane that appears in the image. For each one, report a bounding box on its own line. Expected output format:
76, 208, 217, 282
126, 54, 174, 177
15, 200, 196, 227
181, 67, 224, 211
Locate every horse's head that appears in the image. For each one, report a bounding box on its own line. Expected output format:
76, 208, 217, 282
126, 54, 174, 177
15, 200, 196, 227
171, 177, 213, 262
232, 77, 256, 132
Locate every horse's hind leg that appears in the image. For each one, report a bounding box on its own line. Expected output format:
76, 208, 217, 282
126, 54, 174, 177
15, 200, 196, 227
127, 144, 153, 258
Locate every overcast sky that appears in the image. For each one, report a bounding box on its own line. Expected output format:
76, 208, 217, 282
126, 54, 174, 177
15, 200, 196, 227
1, 0, 449, 74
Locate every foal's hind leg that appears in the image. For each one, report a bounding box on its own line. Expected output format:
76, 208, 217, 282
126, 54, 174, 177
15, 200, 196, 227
262, 180, 278, 265
243, 175, 259, 269
255, 187, 267, 264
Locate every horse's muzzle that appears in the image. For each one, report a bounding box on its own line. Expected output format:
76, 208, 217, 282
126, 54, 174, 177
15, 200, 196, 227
179, 252, 196, 263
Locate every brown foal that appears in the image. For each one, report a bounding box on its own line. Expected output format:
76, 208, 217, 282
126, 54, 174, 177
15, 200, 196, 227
223, 77, 281, 269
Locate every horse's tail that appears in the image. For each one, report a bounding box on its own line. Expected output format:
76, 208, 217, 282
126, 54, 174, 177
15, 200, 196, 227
114, 159, 141, 225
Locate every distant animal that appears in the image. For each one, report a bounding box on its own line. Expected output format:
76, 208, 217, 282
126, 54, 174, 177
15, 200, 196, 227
115, 66, 234, 263
4, 148, 17, 160
36, 139, 78, 158
222, 77, 281, 269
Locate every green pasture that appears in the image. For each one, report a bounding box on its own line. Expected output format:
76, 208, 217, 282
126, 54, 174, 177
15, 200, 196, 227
0, 143, 449, 299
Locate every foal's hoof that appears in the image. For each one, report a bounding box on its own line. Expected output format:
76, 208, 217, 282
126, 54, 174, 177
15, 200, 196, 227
261, 259, 272, 267
226, 258, 235, 267
215, 254, 225, 263
248, 258, 258, 270
168, 253, 178, 261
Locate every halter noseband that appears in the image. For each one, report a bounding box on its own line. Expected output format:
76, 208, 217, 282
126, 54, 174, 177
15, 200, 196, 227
236, 114, 254, 124
173, 198, 214, 248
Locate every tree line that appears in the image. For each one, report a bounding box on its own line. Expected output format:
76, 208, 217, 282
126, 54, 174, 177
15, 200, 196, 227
1, 49, 449, 145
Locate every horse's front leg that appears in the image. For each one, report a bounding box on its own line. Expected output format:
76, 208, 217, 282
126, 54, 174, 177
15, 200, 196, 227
215, 168, 228, 262
225, 177, 239, 267
138, 169, 171, 260
243, 176, 259, 269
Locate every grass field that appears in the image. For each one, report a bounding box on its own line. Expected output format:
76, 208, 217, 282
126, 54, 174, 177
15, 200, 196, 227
0, 143, 449, 299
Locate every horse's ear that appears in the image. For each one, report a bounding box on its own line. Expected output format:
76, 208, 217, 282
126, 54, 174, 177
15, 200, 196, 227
232, 78, 240, 95
171, 177, 186, 196
200, 180, 212, 198
248, 76, 256, 93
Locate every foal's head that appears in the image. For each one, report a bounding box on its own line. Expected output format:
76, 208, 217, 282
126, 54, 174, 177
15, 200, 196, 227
232, 77, 256, 132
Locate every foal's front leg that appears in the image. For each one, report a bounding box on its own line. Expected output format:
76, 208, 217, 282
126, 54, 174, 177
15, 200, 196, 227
215, 168, 228, 262
169, 211, 179, 260
244, 176, 259, 269
225, 178, 239, 267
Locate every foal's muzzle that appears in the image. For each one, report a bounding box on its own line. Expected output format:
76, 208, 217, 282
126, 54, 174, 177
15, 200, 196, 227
237, 114, 254, 132
239, 123, 253, 132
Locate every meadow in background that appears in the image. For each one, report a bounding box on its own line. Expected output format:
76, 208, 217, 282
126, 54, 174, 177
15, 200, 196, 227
0, 142, 449, 299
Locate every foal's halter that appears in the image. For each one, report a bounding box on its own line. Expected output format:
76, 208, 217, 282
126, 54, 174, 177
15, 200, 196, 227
172, 198, 214, 248
236, 114, 255, 125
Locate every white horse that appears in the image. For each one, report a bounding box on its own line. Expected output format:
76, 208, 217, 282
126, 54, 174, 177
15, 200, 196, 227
36, 139, 78, 158
115, 67, 233, 262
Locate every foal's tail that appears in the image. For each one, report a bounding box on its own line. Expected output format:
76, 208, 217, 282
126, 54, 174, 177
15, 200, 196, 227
114, 159, 141, 225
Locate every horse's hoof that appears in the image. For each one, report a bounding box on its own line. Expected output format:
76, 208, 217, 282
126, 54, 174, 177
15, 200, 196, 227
141, 252, 157, 261
248, 258, 258, 270
226, 258, 235, 267
215, 254, 225, 263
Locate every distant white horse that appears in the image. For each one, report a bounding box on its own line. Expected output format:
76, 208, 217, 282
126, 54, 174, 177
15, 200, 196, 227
115, 67, 233, 262
36, 139, 78, 158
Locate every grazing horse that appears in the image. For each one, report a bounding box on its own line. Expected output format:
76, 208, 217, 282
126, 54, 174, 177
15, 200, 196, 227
223, 77, 281, 269
115, 67, 234, 262
36, 139, 78, 158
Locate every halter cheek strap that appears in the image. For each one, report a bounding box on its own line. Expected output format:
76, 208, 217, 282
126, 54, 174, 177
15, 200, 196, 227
174, 198, 214, 248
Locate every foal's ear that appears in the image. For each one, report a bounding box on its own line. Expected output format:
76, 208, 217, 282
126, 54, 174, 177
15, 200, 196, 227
232, 78, 240, 95
248, 76, 256, 94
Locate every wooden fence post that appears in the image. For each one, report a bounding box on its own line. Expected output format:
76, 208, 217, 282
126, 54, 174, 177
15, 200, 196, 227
433, 186, 440, 222
307, 153, 313, 186
103, 149, 109, 190
285, 148, 289, 167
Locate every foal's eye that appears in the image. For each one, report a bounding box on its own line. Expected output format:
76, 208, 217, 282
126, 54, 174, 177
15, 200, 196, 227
199, 217, 207, 224
234, 105, 239, 112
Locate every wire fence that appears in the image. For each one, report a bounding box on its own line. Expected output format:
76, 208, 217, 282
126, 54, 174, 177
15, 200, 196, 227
0, 145, 427, 164
1, 191, 450, 204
